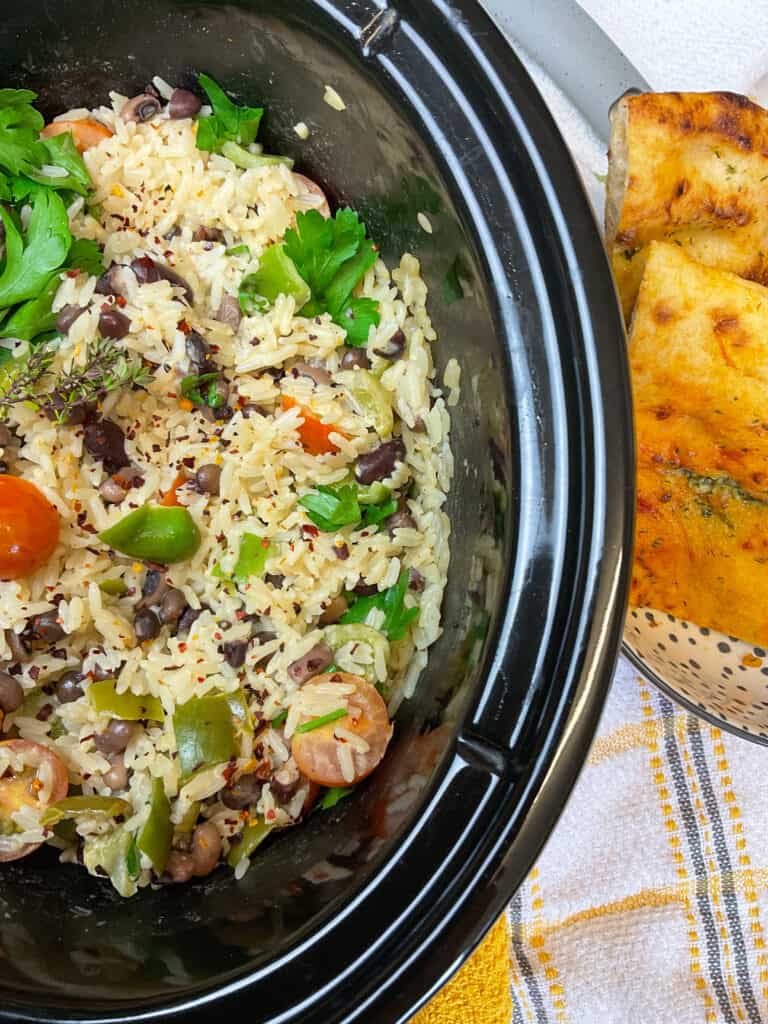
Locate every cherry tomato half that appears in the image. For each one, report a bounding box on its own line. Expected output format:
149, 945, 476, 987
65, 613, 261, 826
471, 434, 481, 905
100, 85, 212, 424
282, 396, 346, 455
291, 673, 393, 787
0, 476, 60, 580
0, 740, 69, 862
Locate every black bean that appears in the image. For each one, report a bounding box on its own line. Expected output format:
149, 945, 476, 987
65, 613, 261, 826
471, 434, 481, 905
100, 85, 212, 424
0, 671, 23, 713
159, 589, 187, 625
190, 822, 221, 876
291, 362, 331, 386
215, 295, 241, 330
221, 773, 263, 810
163, 850, 196, 884
138, 569, 168, 609
94, 719, 136, 755
354, 580, 378, 597
185, 331, 213, 372
168, 88, 202, 119
271, 761, 301, 803
340, 347, 370, 370
319, 595, 348, 626
55, 304, 86, 334
84, 419, 129, 473
160, 264, 194, 305
98, 307, 131, 340
56, 670, 84, 704
5, 629, 29, 663
354, 438, 406, 485
222, 640, 248, 669
99, 478, 127, 504
121, 93, 161, 123
43, 393, 96, 426
334, 542, 349, 561
94, 264, 123, 296
264, 573, 284, 590
408, 568, 426, 593
131, 256, 193, 304
373, 328, 406, 360
386, 510, 416, 534
176, 605, 201, 635
35, 703, 54, 722
134, 608, 161, 642
30, 610, 65, 644
195, 463, 221, 495
193, 226, 224, 243
287, 643, 333, 684
102, 755, 128, 792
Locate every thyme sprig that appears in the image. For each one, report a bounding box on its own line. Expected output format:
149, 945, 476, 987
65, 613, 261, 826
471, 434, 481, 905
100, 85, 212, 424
0, 338, 152, 421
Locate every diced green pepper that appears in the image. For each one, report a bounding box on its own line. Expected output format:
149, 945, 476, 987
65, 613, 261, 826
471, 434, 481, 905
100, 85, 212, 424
220, 141, 294, 170
227, 689, 253, 734
83, 826, 137, 897
125, 833, 140, 879
87, 679, 164, 722
239, 244, 311, 315
41, 795, 131, 827
98, 578, 128, 597
336, 368, 393, 437
233, 533, 276, 581
320, 786, 354, 810
227, 816, 273, 867
99, 504, 201, 564
356, 480, 390, 505
137, 777, 172, 873
173, 694, 239, 782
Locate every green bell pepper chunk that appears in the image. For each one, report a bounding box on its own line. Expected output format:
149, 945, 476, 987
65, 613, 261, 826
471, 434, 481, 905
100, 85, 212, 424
137, 777, 172, 873
227, 816, 273, 867
173, 694, 239, 782
239, 244, 311, 315
336, 368, 393, 437
41, 795, 131, 827
98, 578, 128, 597
99, 505, 201, 564
356, 480, 391, 506
87, 678, 164, 722
220, 140, 294, 170
214, 534, 277, 589
83, 826, 137, 898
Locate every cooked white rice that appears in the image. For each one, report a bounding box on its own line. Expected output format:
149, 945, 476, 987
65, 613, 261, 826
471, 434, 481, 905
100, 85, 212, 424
0, 85, 453, 895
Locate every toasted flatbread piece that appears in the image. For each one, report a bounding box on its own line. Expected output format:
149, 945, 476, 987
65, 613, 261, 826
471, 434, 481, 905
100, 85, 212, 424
606, 91, 768, 319
632, 463, 768, 646
631, 242, 768, 500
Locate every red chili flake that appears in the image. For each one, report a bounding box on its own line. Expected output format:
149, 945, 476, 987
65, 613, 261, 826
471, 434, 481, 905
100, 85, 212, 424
301, 524, 319, 539
178, 320, 191, 334
28, 665, 41, 681
214, 632, 222, 641
197, 676, 205, 683
266, 809, 276, 821
260, 538, 271, 549
66, 268, 80, 278
115, 295, 127, 308
235, 611, 246, 621
222, 761, 238, 783
178, 642, 187, 653
164, 250, 174, 260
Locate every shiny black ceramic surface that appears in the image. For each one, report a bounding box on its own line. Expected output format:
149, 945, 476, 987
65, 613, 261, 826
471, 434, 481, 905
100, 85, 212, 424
0, 2, 633, 1021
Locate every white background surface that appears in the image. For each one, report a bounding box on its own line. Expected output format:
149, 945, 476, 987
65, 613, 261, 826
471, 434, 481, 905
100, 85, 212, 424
485, 0, 768, 97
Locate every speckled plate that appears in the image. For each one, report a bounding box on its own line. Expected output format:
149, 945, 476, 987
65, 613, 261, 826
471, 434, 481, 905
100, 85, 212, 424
624, 609, 768, 743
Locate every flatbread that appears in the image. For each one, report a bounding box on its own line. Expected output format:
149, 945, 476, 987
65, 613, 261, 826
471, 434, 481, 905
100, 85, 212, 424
631, 241, 768, 500
630, 242, 768, 644
606, 91, 768, 320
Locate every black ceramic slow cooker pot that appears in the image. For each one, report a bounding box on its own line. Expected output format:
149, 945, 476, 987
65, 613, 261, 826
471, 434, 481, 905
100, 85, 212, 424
0, 1, 633, 1021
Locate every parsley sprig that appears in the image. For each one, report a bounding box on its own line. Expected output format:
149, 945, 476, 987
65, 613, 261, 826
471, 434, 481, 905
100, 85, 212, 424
298, 481, 396, 532
340, 571, 418, 641
195, 74, 263, 155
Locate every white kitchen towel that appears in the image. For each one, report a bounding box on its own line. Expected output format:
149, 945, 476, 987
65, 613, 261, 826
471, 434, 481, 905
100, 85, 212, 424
477, 2, 768, 1022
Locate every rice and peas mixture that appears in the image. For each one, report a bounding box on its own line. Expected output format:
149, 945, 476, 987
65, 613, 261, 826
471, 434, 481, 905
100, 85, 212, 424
0, 75, 453, 895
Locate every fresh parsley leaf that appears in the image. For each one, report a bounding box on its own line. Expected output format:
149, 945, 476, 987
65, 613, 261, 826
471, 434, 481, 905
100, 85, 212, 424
196, 74, 263, 154
362, 497, 396, 529
26, 132, 91, 196
299, 483, 361, 532
340, 570, 418, 641
0, 93, 45, 178
0, 190, 71, 310
67, 238, 104, 277
0, 270, 60, 340
0, 170, 10, 202
283, 209, 380, 346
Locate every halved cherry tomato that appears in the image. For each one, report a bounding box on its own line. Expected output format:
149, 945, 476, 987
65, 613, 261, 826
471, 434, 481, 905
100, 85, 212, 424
282, 396, 346, 456
291, 673, 393, 787
159, 471, 189, 507
293, 174, 331, 219
0, 476, 60, 580
0, 739, 69, 862
41, 119, 113, 152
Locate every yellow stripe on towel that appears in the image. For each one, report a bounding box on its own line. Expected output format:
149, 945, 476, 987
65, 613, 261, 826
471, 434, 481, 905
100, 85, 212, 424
413, 915, 512, 1024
